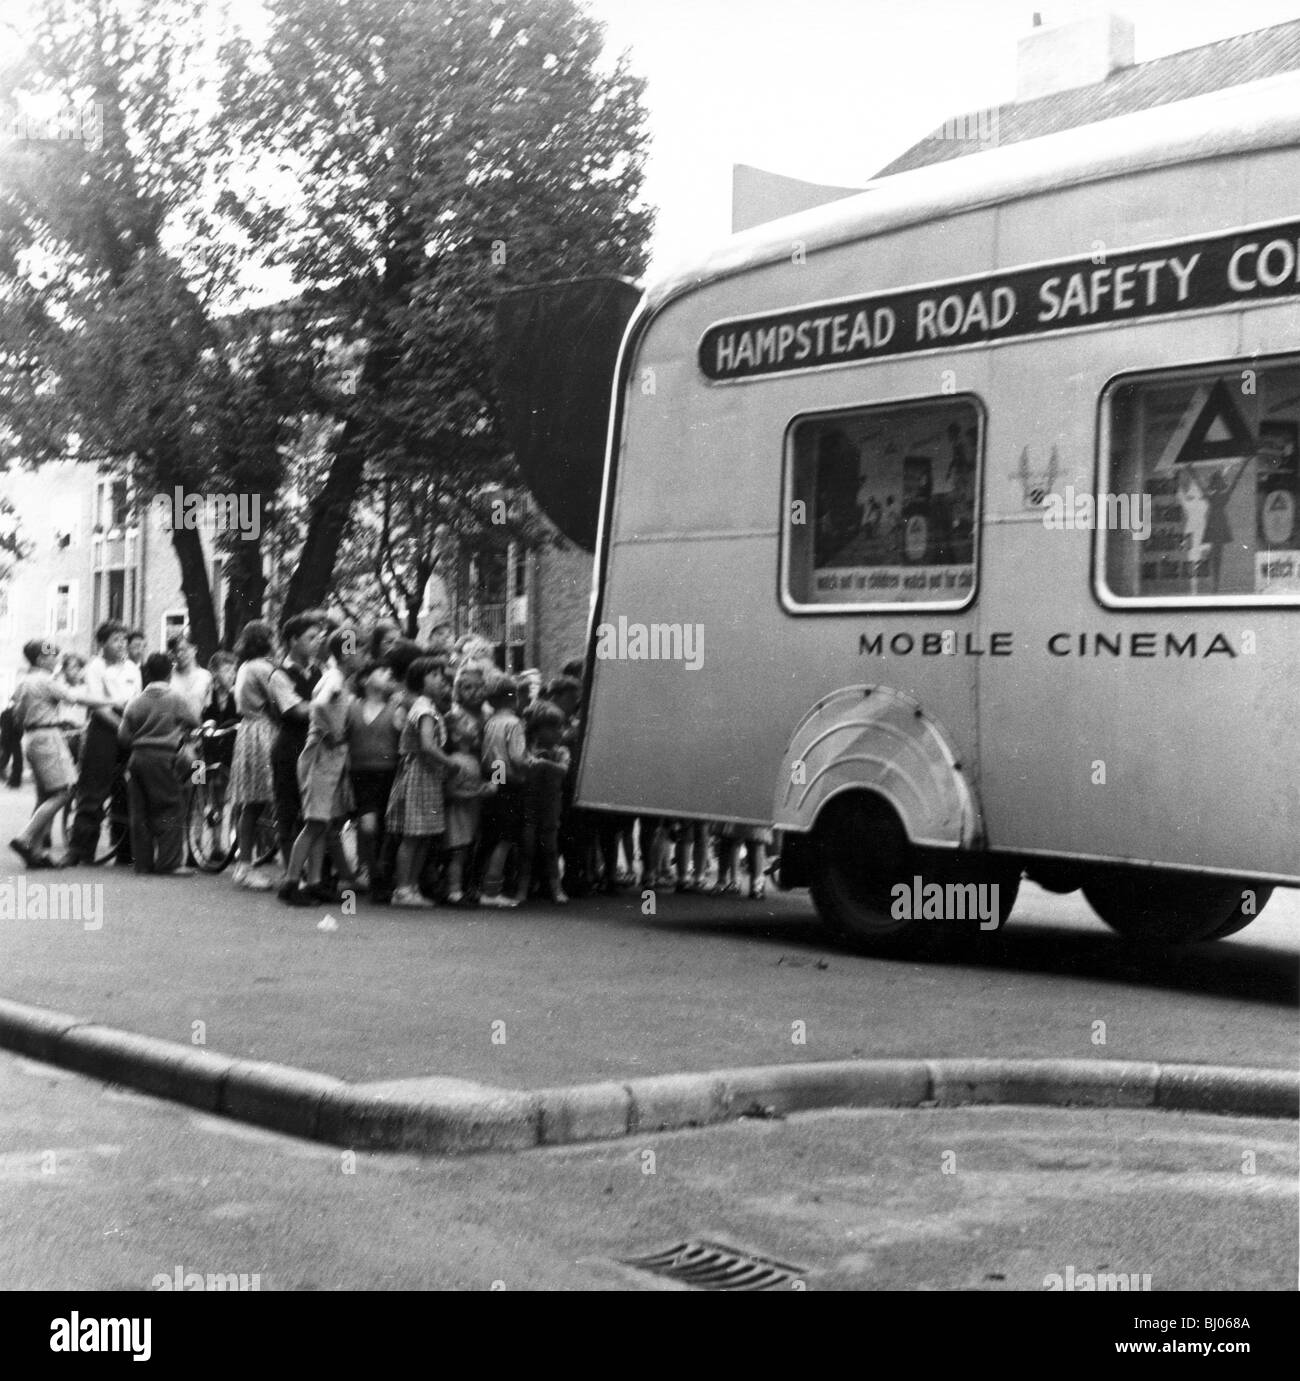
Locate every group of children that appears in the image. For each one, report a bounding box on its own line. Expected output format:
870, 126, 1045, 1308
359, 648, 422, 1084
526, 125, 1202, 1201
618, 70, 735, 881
8, 616, 776, 906
7, 628, 227, 875
223, 620, 579, 910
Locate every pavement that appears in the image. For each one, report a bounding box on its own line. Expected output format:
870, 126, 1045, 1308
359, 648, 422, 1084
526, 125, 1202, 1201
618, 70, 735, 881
4, 1051, 1295, 1290
0, 784, 1296, 1155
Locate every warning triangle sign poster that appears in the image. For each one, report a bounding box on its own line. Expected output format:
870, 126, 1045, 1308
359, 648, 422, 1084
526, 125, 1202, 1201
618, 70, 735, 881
1115, 365, 1300, 599
1174, 378, 1256, 463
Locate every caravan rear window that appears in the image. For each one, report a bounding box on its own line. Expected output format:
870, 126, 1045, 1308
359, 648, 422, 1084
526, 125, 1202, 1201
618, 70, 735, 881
1100, 357, 1300, 604
783, 395, 981, 611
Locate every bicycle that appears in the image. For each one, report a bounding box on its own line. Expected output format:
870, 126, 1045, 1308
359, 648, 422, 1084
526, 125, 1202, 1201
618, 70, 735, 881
45, 728, 129, 865
185, 724, 279, 873
52, 790, 130, 865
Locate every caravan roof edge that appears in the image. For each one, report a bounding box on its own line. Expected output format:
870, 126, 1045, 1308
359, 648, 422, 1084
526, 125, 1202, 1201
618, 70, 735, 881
645, 69, 1300, 314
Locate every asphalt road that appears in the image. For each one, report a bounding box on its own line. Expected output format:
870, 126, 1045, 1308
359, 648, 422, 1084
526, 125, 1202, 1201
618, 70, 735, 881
0, 786, 1295, 1088
1, 1051, 1294, 1292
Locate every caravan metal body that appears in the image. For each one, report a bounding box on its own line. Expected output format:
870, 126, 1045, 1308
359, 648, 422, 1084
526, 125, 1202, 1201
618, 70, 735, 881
576, 74, 1300, 947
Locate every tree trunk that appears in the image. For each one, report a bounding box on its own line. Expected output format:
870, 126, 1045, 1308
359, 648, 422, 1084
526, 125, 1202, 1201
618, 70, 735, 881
404, 595, 421, 639
220, 539, 266, 647
283, 422, 370, 616
283, 245, 414, 617
170, 524, 220, 661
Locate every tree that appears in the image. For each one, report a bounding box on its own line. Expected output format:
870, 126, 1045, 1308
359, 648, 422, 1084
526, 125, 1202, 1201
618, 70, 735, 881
203, 304, 340, 642
0, 0, 309, 655
328, 470, 548, 639
221, 0, 652, 617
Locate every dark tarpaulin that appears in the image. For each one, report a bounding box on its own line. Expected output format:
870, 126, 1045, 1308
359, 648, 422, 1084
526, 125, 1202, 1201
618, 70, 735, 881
492, 276, 641, 552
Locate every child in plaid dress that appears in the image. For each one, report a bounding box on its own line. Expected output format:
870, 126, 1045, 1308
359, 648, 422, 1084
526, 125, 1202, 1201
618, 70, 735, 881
443, 707, 495, 904
385, 658, 460, 908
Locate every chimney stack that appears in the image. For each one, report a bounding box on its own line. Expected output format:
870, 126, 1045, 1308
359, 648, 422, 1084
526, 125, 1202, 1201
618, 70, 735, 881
1016, 11, 1135, 102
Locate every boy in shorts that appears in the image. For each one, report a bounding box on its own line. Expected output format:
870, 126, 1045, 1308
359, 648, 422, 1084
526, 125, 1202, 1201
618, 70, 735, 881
9, 640, 113, 867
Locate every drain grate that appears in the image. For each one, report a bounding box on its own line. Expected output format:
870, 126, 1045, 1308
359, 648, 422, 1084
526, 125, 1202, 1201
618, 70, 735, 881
620, 1240, 806, 1290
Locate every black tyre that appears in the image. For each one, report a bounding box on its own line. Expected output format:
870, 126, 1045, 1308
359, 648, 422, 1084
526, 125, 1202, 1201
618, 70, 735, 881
1026, 861, 1083, 895
1200, 884, 1274, 941
59, 793, 129, 864
808, 794, 1018, 954
809, 794, 919, 952
1083, 870, 1271, 944
187, 771, 235, 873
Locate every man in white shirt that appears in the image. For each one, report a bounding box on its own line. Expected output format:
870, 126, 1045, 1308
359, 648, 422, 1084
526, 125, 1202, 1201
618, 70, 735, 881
67, 620, 142, 865
168, 631, 212, 721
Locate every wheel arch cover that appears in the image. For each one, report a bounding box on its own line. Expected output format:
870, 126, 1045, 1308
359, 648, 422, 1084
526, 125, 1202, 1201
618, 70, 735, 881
774, 685, 982, 849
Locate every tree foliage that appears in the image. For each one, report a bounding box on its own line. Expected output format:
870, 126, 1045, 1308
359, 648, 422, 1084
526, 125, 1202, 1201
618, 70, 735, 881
0, 0, 319, 655
221, 0, 653, 617
0, 0, 653, 650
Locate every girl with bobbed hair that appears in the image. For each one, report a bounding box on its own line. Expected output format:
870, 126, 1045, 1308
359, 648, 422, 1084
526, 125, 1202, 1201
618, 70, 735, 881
366, 621, 401, 662
234, 619, 275, 664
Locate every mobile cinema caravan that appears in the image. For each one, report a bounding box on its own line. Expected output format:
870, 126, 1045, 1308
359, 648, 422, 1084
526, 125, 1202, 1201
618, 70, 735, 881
497, 72, 1300, 953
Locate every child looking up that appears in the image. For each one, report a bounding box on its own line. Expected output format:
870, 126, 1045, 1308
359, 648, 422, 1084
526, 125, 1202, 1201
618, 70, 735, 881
442, 707, 495, 904
203, 651, 238, 727
346, 659, 400, 894
385, 658, 460, 909
477, 673, 531, 908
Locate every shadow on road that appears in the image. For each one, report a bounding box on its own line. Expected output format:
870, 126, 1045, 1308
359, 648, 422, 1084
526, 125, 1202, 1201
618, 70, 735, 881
638, 894, 1300, 1008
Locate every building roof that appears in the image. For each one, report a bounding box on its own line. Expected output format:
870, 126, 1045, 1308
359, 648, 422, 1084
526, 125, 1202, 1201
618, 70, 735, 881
876, 19, 1300, 178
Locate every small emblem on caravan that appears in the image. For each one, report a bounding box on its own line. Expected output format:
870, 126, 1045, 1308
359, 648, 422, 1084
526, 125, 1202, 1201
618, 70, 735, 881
1010, 445, 1060, 508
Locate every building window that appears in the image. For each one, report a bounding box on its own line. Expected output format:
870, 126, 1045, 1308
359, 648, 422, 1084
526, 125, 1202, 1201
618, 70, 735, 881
106, 569, 126, 623
95, 477, 131, 534
465, 542, 530, 671
1099, 356, 1300, 604
46, 580, 78, 637
783, 395, 981, 611
92, 470, 142, 629
161, 610, 187, 650
53, 496, 81, 550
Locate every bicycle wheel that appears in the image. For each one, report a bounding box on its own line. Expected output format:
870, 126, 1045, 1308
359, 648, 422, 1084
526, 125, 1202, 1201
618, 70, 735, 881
188, 769, 236, 873
58, 791, 128, 864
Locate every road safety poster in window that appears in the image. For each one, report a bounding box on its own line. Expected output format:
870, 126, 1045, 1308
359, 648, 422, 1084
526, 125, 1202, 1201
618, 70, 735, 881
787, 398, 979, 606
1105, 361, 1300, 599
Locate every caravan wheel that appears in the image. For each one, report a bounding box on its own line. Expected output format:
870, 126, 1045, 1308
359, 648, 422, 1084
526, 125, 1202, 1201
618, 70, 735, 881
809, 794, 921, 952
808, 796, 1018, 954
1083, 870, 1271, 944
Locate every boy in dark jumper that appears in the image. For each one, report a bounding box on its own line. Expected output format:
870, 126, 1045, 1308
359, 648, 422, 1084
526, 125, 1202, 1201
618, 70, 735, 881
119, 653, 200, 875
515, 699, 571, 905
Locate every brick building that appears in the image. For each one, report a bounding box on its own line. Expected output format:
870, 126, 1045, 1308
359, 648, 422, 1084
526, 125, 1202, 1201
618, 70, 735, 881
0, 463, 206, 701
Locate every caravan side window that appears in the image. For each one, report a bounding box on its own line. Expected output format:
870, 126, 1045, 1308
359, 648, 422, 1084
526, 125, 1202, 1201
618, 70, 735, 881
783, 395, 981, 611
1099, 356, 1300, 604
